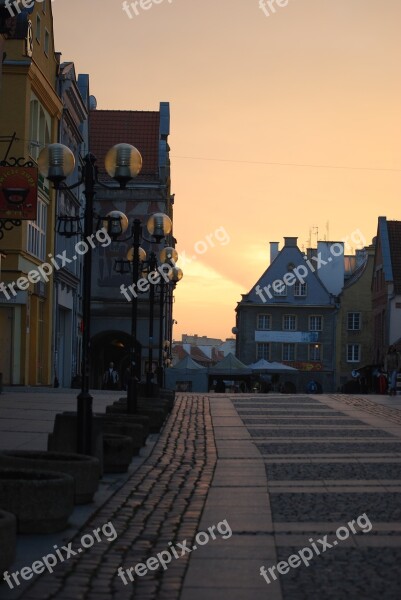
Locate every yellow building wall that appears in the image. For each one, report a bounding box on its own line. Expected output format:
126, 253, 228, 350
0, 1, 62, 385
335, 247, 375, 390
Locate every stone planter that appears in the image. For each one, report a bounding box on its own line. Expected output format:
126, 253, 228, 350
48, 412, 104, 471
96, 414, 149, 444
100, 420, 143, 456
0, 468, 74, 533
103, 434, 134, 474
107, 403, 166, 433
0, 510, 17, 573
0, 451, 100, 505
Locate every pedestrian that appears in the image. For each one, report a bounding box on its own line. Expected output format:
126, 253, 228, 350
102, 362, 119, 390
384, 346, 401, 396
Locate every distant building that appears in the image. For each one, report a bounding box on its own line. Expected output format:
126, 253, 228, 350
236, 237, 339, 392
335, 245, 375, 390
89, 104, 175, 388
372, 217, 401, 364
172, 335, 236, 367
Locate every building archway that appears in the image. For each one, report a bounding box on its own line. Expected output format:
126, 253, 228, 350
90, 330, 141, 390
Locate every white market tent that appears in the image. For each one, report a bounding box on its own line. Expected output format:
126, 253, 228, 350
249, 359, 298, 372
209, 353, 252, 376
165, 355, 208, 392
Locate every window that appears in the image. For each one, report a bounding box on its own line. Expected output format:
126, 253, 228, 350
29, 94, 51, 160
44, 30, 49, 55
282, 343, 296, 361
36, 15, 41, 42
273, 283, 287, 297
347, 313, 361, 331
347, 344, 360, 363
309, 344, 322, 361
309, 315, 323, 331
257, 314, 271, 330
257, 343, 270, 361
294, 282, 307, 297
283, 315, 296, 330
27, 199, 47, 260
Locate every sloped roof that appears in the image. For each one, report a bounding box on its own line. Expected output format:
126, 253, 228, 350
89, 110, 160, 182
210, 353, 251, 374
173, 356, 207, 371
249, 359, 298, 372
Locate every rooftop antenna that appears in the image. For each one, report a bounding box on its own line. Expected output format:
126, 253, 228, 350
312, 225, 318, 248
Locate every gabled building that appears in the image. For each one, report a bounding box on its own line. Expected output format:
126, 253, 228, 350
236, 237, 341, 392
335, 245, 375, 390
372, 217, 401, 364
0, 0, 62, 385
88, 103, 175, 388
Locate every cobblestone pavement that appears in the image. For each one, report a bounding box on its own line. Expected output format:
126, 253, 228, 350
3, 392, 401, 600
233, 394, 401, 600
15, 394, 216, 600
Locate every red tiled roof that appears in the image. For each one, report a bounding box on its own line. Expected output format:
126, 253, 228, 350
387, 221, 401, 294
89, 110, 160, 181
190, 347, 214, 364
172, 345, 189, 361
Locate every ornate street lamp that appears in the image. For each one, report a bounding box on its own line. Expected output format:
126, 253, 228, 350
37, 142, 142, 454
106, 211, 174, 411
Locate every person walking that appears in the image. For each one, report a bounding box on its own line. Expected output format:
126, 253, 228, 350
103, 362, 119, 390
384, 346, 401, 396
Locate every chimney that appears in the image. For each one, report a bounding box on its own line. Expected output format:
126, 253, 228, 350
270, 242, 279, 264
284, 237, 298, 247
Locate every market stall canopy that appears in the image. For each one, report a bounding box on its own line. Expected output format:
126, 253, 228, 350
173, 356, 207, 371
209, 353, 252, 375
165, 355, 208, 392
249, 359, 298, 372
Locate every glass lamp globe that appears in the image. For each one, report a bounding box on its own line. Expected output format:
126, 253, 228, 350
38, 144, 75, 185
147, 213, 172, 242
104, 144, 142, 187
168, 267, 183, 283
126, 247, 147, 263
159, 247, 178, 264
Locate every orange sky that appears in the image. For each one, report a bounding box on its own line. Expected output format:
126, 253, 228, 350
52, 0, 401, 341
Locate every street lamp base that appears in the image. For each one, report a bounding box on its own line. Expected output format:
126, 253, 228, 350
127, 378, 138, 414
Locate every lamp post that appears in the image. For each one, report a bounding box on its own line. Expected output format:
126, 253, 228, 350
37, 142, 142, 454
107, 212, 175, 411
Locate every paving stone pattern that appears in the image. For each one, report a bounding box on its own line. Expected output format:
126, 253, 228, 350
235, 394, 401, 599
265, 462, 401, 481
22, 395, 217, 600
276, 547, 401, 600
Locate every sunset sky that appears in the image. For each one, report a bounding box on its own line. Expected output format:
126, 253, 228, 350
52, 0, 401, 341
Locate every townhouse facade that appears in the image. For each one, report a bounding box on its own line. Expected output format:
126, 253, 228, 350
0, 0, 62, 385
372, 217, 401, 364
236, 237, 339, 392
53, 63, 90, 387
335, 246, 375, 390
88, 103, 176, 388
